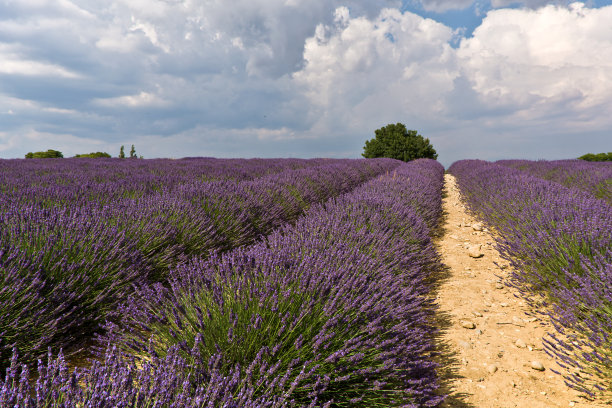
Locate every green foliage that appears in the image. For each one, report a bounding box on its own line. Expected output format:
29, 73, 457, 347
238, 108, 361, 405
130, 144, 136, 158
24, 149, 64, 159
119, 145, 125, 158
362, 123, 438, 162
74, 152, 112, 158
578, 152, 612, 162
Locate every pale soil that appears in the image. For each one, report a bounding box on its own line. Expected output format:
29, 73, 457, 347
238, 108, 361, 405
434, 174, 607, 408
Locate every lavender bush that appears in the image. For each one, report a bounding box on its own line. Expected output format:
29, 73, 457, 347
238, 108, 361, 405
0, 158, 399, 372
0, 206, 150, 369
449, 160, 612, 401
1, 159, 446, 406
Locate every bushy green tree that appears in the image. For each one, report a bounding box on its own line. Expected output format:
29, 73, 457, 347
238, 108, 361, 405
129, 145, 136, 158
362, 123, 437, 161
578, 152, 612, 162
25, 149, 64, 159
74, 152, 112, 158
119, 145, 125, 158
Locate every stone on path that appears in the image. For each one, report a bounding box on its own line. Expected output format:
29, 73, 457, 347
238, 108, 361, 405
487, 364, 498, 374
472, 223, 484, 231
531, 361, 545, 371
515, 339, 527, 348
468, 245, 484, 258
461, 320, 476, 329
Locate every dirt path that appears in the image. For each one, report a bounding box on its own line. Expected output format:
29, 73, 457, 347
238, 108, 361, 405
435, 174, 606, 408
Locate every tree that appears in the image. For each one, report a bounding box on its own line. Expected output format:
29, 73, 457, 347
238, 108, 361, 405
74, 152, 111, 158
129, 145, 136, 158
362, 123, 437, 162
119, 145, 125, 158
578, 152, 612, 162
25, 149, 64, 158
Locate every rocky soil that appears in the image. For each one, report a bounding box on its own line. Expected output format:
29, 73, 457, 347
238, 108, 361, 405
434, 174, 607, 408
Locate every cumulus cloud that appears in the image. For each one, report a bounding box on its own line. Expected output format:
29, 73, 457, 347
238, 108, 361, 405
433, 2, 612, 163
293, 8, 459, 134
457, 3, 612, 119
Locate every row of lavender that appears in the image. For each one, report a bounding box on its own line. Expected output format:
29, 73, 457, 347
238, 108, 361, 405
1, 159, 446, 407
0, 158, 400, 372
498, 159, 612, 203
0, 158, 336, 208
449, 160, 612, 401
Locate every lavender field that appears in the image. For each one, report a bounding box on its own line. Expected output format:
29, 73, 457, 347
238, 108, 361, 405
1, 157, 610, 406
1, 157, 448, 407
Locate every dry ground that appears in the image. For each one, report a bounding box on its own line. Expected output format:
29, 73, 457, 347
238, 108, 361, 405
434, 174, 607, 408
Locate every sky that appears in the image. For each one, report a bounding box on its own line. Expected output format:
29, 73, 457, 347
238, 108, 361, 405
1, 0, 611, 167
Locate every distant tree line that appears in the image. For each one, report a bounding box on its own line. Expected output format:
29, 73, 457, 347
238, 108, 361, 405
25, 145, 142, 159
74, 152, 112, 158
25, 149, 64, 158
578, 152, 612, 162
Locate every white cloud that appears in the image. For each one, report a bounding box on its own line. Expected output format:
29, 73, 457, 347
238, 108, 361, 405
95, 27, 152, 53
42, 107, 80, 115
93, 91, 169, 108
0, 44, 81, 78
293, 7, 459, 135
0, 94, 38, 112
254, 127, 298, 141
458, 3, 612, 114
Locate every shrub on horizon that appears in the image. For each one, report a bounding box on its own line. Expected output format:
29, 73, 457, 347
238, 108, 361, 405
578, 152, 612, 161
24, 149, 63, 158
74, 152, 112, 158
362, 123, 438, 162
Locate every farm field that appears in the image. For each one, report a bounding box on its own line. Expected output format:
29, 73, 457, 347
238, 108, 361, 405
1, 158, 610, 406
